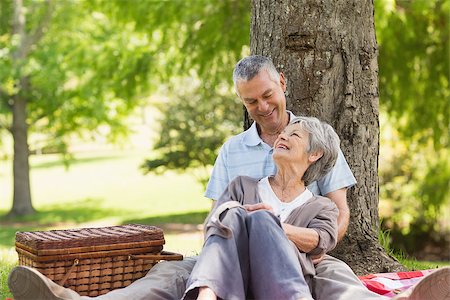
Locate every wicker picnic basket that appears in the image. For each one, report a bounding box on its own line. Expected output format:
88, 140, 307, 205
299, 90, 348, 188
15, 224, 183, 296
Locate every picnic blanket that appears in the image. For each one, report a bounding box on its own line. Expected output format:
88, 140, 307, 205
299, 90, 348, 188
359, 269, 435, 298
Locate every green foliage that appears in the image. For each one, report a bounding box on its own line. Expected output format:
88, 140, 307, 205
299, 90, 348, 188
379, 115, 450, 234
0, 1, 157, 153
0, 0, 251, 184
143, 80, 243, 187
95, 0, 251, 84
375, 0, 450, 150
376, 0, 449, 252
379, 113, 450, 259
129, 1, 251, 184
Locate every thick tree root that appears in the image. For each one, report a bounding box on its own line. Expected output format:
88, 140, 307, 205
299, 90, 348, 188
331, 236, 408, 276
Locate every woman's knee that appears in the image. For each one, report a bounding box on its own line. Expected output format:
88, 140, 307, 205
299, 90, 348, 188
246, 210, 280, 227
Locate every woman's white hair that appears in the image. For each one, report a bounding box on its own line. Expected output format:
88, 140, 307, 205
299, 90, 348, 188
290, 116, 341, 185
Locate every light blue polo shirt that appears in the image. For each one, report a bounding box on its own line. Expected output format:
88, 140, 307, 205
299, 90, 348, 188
204, 112, 357, 200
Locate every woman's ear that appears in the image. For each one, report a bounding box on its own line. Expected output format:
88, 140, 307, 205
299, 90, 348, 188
308, 150, 324, 163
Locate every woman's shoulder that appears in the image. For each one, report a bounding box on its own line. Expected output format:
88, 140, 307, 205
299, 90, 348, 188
230, 176, 261, 186
227, 176, 262, 204
307, 194, 338, 210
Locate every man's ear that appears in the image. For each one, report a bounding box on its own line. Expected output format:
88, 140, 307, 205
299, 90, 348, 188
279, 72, 287, 92
308, 150, 324, 163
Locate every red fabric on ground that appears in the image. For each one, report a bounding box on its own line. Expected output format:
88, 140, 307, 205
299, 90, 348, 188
358, 269, 435, 298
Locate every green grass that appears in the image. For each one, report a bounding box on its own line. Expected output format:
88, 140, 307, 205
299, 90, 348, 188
400, 258, 449, 270
379, 228, 449, 271
0, 150, 210, 299
0, 249, 16, 300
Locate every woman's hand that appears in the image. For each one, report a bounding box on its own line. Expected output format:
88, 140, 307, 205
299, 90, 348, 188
243, 203, 275, 214
281, 223, 320, 253
311, 253, 326, 265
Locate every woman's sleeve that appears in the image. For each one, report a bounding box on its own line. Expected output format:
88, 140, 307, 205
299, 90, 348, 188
307, 201, 339, 256
202, 177, 243, 239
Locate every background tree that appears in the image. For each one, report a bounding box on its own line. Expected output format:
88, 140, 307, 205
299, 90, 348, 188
376, 0, 449, 149
375, 0, 449, 259
143, 83, 242, 187
250, 0, 404, 274
131, 0, 250, 182
0, 0, 156, 216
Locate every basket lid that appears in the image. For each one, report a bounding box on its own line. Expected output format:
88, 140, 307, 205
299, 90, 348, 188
15, 224, 164, 252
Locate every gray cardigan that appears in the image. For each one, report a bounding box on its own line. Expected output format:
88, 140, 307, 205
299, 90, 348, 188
204, 176, 339, 277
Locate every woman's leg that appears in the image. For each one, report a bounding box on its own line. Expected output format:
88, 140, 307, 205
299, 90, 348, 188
184, 208, 251, 300
312, 255, 385, 300
184, 208, 313, 300
246, 210, 313, 300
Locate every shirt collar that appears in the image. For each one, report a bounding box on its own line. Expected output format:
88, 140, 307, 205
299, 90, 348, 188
242, 111, 296, 147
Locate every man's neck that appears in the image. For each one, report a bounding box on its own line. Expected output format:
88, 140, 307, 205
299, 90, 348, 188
258, 112, 290, 146
260, 132, 279, 147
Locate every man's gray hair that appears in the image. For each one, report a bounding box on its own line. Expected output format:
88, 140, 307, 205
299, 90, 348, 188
290, 116, 341, 186
232, 55, 280, 96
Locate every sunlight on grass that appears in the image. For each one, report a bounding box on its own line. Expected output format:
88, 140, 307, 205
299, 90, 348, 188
164, 232, 203, 257
0, 150, 210, 214
0, 150, 210, 252
0, 248, 16, 299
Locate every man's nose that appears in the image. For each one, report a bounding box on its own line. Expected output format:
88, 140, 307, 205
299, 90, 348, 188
258, 100, 269, 111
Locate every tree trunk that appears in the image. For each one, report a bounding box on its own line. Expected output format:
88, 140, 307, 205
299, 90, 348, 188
250, 0, 405, 274
8, 0, 35, 216
10, 93, 34, 216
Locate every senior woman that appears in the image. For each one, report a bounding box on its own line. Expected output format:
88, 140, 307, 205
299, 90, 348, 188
183, 116, 340, 300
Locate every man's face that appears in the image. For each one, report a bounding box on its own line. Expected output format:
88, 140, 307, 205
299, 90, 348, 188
236, 70, 287, 134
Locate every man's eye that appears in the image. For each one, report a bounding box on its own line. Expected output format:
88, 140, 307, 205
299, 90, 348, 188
264, 94, 272, 99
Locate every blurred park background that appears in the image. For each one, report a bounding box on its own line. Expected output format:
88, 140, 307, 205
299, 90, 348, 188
0, 0, 449, 297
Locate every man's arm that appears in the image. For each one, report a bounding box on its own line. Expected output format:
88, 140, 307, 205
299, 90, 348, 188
315, 149, 355, 242
309, 188, 349, 264
325, 188, 349, 242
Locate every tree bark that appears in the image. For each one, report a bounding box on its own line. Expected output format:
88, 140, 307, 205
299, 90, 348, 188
10, 92, 34, 216
7, 0, 53, 216
8, 0, 35, 216
250, 0, 406, 274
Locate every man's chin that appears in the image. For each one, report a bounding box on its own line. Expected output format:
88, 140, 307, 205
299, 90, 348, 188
259, 112, 278, 123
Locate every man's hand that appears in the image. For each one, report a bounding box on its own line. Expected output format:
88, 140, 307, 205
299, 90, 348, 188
243, 203, 274, 214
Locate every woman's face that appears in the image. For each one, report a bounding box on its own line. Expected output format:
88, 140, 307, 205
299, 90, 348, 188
273, 123, 311, 166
